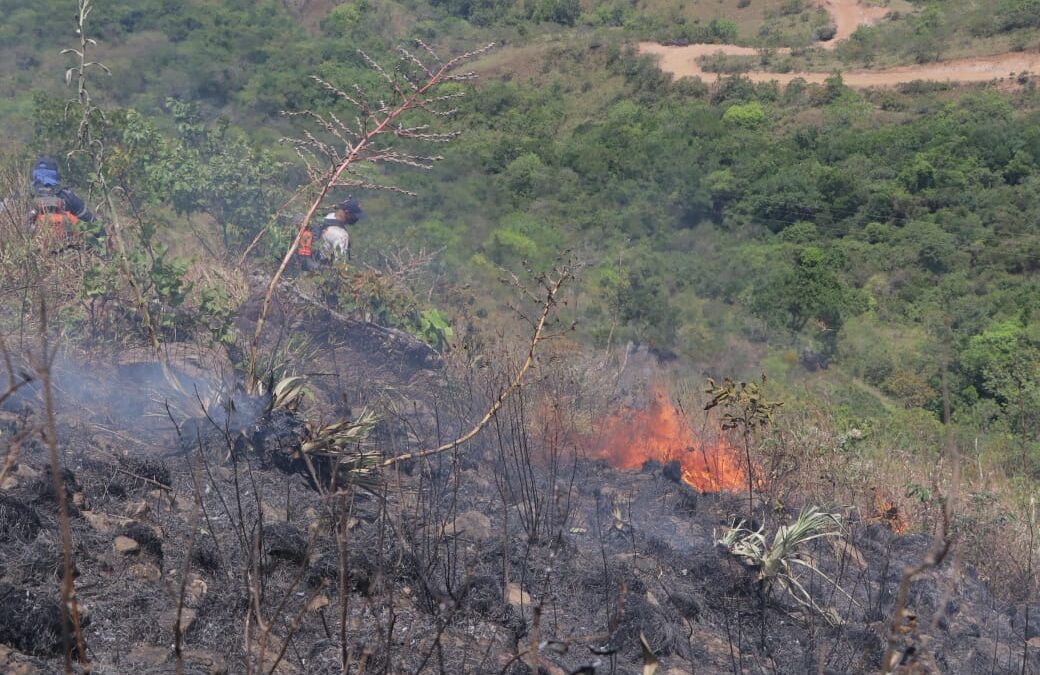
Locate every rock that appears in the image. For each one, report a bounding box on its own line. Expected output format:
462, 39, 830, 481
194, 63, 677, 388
167, 571, 209, 606
128, 643, 169, 667
160, 607, 197, 636
505, 582, 532, 607
184, 573, 208, 607
14, 464, 41, 481
307, 594, 330, 612
182, 648, 228, 674
0, 645, 43, 675
116, 522, 163, 563
82, 510, 132, 533
114, 535, 140, 554
633, 554, 657, 574
125, 500, 150, 518
129, 562, 162, 581
446, 510, 493, 541
146, 489, 176, 512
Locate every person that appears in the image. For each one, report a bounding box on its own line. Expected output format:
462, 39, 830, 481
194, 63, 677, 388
319, 196, 363, 262
298, 196, 363, 269
28, 157, 95, 239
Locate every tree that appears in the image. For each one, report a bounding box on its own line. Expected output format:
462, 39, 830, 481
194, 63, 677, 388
722, 101, 766, 128
705, 376, 783, 515
753, 246, 849, 334
530, 0, 581, 25
961, 317, 1040, 408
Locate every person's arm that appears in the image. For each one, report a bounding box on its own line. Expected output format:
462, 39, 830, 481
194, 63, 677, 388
57, 188, 95, 222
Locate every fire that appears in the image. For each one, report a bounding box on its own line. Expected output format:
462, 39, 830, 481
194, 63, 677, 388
870, 487, 910, 534
591, 386, 748, 493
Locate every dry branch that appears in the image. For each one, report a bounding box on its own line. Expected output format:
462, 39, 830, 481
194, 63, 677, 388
379, 266, 570, 469
30, 298, 89, 674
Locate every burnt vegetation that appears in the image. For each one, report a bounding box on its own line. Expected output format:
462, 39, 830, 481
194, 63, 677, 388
1, 0, 1040, 674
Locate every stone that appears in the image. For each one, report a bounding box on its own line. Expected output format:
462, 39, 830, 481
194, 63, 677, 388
505, 582, 531, 607
182, 649, 228, 674
308, 594, 330, 612
184, 574, 208, 607
160, 607, 197, 635
129, 562, 162, 581
83, 510, 132, 533
14, 464, 41, 481
128, 643, 170, 667
114, 535, 140, 554
446, 510, 493, 541
125, 500, 150, 518
0, 644, 36, 674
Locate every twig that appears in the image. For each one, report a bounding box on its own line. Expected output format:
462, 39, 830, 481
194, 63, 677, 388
31, 297, 90, 673
378, 268, 570, 469
114, 467, 171, 491
174, 466, 203, 675
880, 338, 959, 673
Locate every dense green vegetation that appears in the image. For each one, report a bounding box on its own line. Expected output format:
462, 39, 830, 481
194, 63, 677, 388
3, 0, 1040, 479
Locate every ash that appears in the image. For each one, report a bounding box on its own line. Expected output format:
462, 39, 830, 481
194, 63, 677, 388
0, 336, 1036, 674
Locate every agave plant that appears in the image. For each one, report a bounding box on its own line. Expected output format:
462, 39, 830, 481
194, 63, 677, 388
716, 506, 850, 624
301, 409, 381, 491
270, 374, 307, 411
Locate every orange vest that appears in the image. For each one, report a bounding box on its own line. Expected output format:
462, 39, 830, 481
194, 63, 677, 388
37, 210, 79, 238
299, 229, 313, 257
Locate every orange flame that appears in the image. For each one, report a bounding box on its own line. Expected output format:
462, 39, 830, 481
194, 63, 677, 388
591, 386, 748, 493
870, 488, 910, 534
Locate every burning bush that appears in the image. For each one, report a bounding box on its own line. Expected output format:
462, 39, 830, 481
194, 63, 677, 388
590, 385, 748, 493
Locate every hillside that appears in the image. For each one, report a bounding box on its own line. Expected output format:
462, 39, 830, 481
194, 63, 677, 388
1, 0, 1039, 673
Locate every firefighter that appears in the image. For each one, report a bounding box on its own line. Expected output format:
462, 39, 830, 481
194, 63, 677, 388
28, 157, 95, 240
298, 197, 363, 270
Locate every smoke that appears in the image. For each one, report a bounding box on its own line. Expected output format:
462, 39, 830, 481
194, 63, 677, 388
3, 348, 233, 440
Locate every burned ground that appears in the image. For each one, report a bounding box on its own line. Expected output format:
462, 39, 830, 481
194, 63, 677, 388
1, 298, 1038, 673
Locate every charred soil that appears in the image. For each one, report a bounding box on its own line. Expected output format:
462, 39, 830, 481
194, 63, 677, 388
0, 297, 1037, 673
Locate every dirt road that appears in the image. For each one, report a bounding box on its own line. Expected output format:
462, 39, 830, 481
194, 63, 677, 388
639, 42, 1040, 86
639, 0, 1040, 87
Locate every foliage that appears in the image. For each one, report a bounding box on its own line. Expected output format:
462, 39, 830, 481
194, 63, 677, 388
722, 101, 766, 128
716, 506, 847, 623
317, 266, 455, 352
705, 376, 784, 431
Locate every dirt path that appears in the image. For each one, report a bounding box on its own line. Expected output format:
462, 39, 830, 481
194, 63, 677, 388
640, 42, 1040, 86
639, 0, 1040, 87
819, 0, 890, 46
